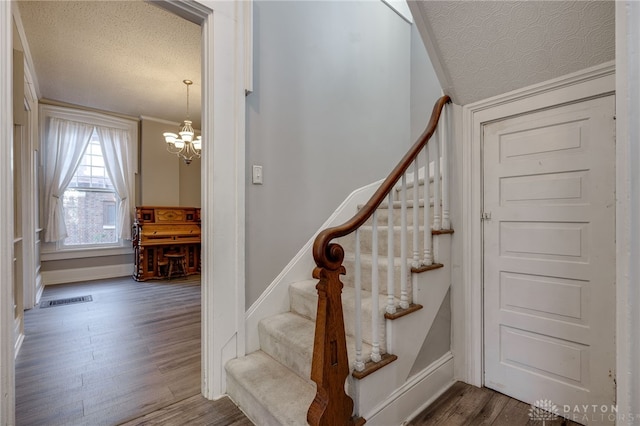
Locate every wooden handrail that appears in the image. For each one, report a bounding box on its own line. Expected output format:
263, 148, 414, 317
313, 95, 451, 270
307, 95, 451, 426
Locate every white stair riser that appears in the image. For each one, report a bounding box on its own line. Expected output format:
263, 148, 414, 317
226, 371, 282, 426
258, 317, 313, 384
289, 282, 388, 353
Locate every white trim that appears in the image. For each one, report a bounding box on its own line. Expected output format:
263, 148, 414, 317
245, 178, 383, 353
14, 308, 24, 357
21, 67, 38, 310
459, 62, 615, 388
243, 0, 253, 94
41, 263, 133, 285
364, 352, 454, 425
615, 2, 640, 422
35, 273, 44, 304
14, 328, 24, 360
0, 3, 16, 423
193, 0, 248, 399
39, 104, 139, 129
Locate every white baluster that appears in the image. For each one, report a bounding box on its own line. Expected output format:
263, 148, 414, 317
370, 211, 382, 363
423, 143, 433, 266
441, 105, 450, 230
412, 158, 420, 268
386, 191, 396, 315
400, 174, 409, 309
354, 228, 364, 372
433, 128, 442, 231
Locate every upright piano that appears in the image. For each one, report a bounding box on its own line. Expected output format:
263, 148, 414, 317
132, 206, 201, 281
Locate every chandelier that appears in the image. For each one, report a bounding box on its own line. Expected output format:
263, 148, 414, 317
163, 79, 201, 164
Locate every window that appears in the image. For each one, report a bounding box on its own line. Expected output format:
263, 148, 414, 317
41, 105, 137, 251
61, 132, 119, 247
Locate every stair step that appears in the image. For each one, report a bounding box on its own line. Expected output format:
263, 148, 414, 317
290, 279, 389, 352
226, 350, 315, 426
258, 312, 315, 384
395, 183, 439, 202
259, 311, 374, 383
393, 169, 441, 202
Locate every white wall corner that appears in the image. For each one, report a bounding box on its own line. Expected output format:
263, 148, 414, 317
614, 1, 639, 422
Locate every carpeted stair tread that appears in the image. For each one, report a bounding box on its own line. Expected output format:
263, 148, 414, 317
225, 350, 315, 426
289, 280, 390, 353
259, 311, 375, 382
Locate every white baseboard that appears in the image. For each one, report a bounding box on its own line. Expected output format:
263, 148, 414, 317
364, 352, 455, 426
42, 263, 133, 285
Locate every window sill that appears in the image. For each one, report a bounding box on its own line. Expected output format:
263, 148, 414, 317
41, 245, 133, 261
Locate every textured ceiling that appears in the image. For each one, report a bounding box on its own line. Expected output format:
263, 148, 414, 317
410, 0, 615, 105
16, 0, 201, 127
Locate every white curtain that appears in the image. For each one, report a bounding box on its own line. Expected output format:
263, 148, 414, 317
43, 118, 94, 242
96, 126, 134, 240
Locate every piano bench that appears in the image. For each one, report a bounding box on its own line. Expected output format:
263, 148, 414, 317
165, 254, 187, 279
157, 259, 169, 277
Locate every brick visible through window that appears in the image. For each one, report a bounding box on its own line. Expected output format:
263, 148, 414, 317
62, 131, 119, 246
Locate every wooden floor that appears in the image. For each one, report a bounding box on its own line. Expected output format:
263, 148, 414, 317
16, 277, 585, 425
15, 276, 252, 426
410, 381, 582, 426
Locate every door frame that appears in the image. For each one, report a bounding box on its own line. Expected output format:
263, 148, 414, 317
156, 0, 251, 401
457, 62, 616, 390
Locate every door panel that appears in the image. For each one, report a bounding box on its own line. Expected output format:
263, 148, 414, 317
483, 96, 615, 425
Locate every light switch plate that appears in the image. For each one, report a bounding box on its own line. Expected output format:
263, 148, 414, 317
252, 165, 263, 184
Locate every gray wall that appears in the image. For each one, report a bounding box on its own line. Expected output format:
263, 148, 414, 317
139, 117, 201, 208
245, 1, 442, 306
410, 24, 443, 142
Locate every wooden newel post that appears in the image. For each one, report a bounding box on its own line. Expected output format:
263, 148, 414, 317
307, 247, 363, 426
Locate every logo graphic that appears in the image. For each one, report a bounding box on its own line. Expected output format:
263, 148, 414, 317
529, 399, 559, 424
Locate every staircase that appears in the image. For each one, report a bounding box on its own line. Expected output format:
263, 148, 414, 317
227, 96, 453, 425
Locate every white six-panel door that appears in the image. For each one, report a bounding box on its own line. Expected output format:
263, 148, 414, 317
483, 95, 616, 424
